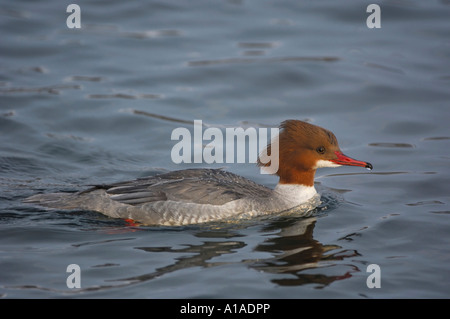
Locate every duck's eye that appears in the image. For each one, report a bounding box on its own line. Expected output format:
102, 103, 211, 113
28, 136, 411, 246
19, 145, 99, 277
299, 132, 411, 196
316, 146, 325, 154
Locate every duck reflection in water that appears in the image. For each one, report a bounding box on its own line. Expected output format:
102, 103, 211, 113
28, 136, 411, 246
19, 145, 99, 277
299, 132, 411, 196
249, 217, 361, 287
113, 216, 361, 290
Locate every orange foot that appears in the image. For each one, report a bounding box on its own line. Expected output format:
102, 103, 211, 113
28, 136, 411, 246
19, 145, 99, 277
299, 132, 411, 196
124, 218, 140, 227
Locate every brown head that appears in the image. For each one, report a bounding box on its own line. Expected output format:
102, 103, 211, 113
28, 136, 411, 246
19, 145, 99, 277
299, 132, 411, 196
258, 120, 372, 186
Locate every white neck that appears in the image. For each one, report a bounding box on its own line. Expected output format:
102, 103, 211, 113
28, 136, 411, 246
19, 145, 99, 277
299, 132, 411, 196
273, 183, 317, 206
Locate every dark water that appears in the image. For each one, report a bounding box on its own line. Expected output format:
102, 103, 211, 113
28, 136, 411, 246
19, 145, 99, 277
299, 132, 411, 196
1, 0, 449, 298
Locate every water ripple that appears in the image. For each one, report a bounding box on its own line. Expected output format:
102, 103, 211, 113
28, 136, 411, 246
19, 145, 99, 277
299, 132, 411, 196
0, 85, 80, 95
369, 142, 415, 148
188, 56, 339, 66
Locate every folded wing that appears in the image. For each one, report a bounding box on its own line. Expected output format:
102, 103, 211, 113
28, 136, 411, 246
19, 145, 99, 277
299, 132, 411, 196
90, 168, 272, 206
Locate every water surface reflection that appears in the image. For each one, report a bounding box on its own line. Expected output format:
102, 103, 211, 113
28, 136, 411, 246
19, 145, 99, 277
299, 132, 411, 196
117, 216, 361, 290
250, 217, 361, 287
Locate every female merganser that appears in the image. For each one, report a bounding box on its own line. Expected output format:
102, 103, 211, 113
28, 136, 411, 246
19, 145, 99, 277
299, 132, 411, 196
25, 120, 372, 226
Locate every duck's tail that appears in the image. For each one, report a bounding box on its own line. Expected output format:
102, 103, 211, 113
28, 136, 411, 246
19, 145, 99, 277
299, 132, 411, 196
23, 192, 82, 210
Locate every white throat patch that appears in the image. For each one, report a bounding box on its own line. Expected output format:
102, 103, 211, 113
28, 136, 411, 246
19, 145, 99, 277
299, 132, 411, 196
274, 184, 317, 206
314, 159, 341, 169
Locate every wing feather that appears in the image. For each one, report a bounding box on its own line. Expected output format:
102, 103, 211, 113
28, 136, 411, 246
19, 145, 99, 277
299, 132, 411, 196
90, 169, 272, 206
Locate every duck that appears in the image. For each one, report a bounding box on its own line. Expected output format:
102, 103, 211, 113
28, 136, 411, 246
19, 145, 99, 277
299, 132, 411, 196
24, 119, 372, 225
